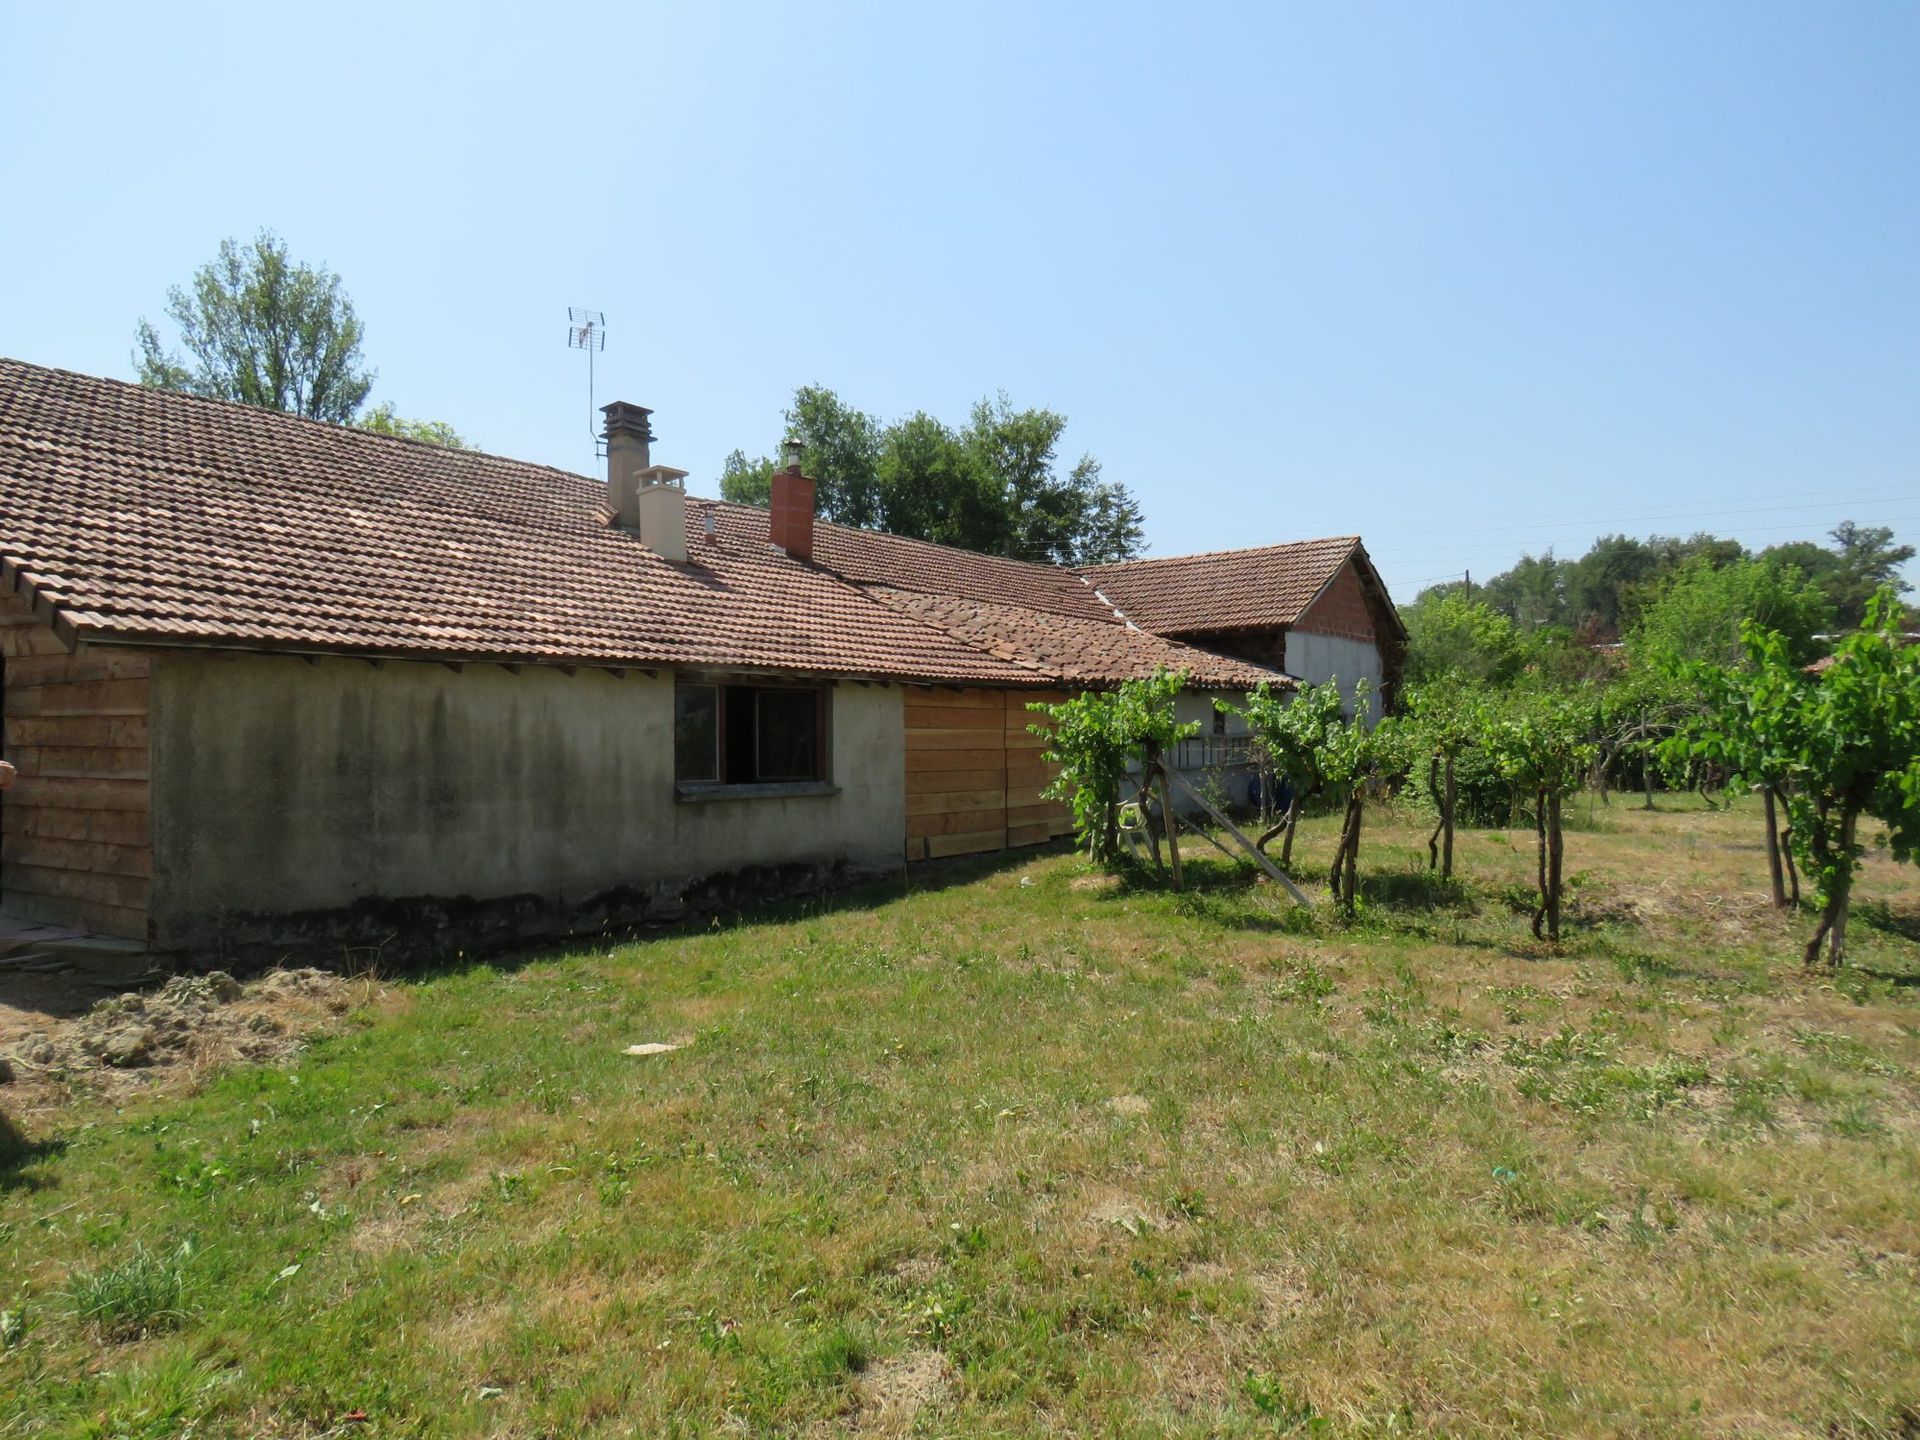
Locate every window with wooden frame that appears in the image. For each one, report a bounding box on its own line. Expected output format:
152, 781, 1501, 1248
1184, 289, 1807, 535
674, 680, 829, 788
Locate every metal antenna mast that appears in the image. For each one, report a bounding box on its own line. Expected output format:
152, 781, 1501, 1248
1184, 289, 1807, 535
568, 307, 607, 458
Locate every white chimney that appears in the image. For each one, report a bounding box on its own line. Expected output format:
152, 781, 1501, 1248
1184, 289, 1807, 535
634, 465, 690, 562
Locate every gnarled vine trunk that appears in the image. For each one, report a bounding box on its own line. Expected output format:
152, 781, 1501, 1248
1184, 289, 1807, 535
1427, 756, 1443, 871
1803, 806, 1859, 967
1329, 792, 1363, 912
1545, 791, 1563, 941
1761, 786, 1788, 911
1530, 788, 1563, 942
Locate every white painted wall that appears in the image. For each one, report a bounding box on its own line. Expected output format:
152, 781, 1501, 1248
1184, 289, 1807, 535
1285, 632, 1383, 720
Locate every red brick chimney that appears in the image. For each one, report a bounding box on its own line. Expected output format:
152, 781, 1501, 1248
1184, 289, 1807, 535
769, 441, 815, 561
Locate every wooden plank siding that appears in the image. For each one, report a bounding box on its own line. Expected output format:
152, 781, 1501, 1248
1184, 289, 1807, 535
0, 592, 151, 939
903, 687, 1075, 860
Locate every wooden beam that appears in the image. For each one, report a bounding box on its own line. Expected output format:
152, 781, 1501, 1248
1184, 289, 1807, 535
1158, 759, 1312, 906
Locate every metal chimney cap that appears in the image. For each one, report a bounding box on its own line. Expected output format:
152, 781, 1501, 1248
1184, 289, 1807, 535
602, 401, 655, 441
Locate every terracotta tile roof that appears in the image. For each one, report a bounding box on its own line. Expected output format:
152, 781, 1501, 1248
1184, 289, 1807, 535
0, 359, 1032, 683
695, 502, 1281, 689
0, 359, 1298, 689
1085, 537, 1367, 634
802, 517, 1122, 624
858, 586, 1285, 691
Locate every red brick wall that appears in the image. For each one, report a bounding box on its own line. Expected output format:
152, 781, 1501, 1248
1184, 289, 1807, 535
1294, 560, 1376, 643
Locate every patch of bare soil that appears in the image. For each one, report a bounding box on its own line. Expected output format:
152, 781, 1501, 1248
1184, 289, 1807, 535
854, 1349, 954, 1433
0, 967, 361, 1116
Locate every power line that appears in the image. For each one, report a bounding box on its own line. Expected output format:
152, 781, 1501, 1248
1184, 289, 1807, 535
1350, 482, 1917, 535
1364, 514, 1920, 567
1354, 492, 1918, 546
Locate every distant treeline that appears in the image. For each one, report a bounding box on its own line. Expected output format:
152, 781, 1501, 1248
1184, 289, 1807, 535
1419, 522, 1912, 639
1401, 521, 1913, 688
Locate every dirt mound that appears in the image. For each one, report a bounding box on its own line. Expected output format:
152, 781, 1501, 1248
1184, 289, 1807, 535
1, 967, 358, 1112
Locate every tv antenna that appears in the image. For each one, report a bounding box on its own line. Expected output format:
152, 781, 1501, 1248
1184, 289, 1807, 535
568, 307, 607, 457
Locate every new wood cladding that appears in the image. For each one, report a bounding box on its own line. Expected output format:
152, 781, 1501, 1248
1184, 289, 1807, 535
1, 594, 151, 940
903, 687, 1075, 860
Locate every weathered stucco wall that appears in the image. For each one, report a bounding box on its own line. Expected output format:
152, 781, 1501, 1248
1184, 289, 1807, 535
147, 653, 904, 952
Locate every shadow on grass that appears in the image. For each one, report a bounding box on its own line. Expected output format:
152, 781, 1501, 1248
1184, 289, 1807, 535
1847, 961, 1920, 989
1358, 868, 1474, 912
1855, 900, 1920, 947
0, 1110, 64, 1194
365, 842, 1071, 986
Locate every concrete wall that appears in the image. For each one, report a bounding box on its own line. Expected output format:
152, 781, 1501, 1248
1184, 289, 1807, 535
147, 653, 904, 951
1284, 633, 1383, 721
1173, 689, 1250, 736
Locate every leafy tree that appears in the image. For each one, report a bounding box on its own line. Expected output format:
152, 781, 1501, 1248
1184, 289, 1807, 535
877, 411, 1001, 553
1566, 534, 1663, 638
1225, 680, 1346, 869
1031, 670, 1198, 870
136, 231, 374, 422
1679, 592, 1920, 966
358, 403, 468, 449
1482, 689, 1599, 941
722, 387, 1144, 564
1229, 679, 1398, 910
1594, 660, 1696, 809
1402, 680, 1481, 877
719, 449, 775, 506
1314, 681, 1406, 912
1481, 552, 1572, 630
1763, 523, 1915, 628
1630, 555, 1833, 668
793, 386, 887, 529
1665, 651, 1803, 908
1401, 589, 1525, 686
963, 394, 1144, 565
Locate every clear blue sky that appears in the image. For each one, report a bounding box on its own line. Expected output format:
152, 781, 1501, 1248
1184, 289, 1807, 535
4, 2, 1915, 602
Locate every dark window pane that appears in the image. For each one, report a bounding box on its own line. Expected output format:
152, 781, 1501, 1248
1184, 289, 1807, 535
674, 685, 718, 782
722, 685, 757, 783
756, 689, 819, 781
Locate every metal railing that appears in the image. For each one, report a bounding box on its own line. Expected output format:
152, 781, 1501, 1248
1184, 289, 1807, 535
1172, 735, 1254, 770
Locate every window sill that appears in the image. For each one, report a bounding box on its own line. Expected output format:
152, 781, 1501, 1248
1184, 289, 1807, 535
675, 781, 841, 803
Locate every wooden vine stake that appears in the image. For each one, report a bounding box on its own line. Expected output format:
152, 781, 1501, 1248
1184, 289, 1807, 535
1158, 759, 1313, 907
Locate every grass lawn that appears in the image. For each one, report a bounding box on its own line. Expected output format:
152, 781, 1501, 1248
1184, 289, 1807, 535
4, 796, 1919, 1438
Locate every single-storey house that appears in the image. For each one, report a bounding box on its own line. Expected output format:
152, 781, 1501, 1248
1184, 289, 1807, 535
0, 360, 1400, 960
